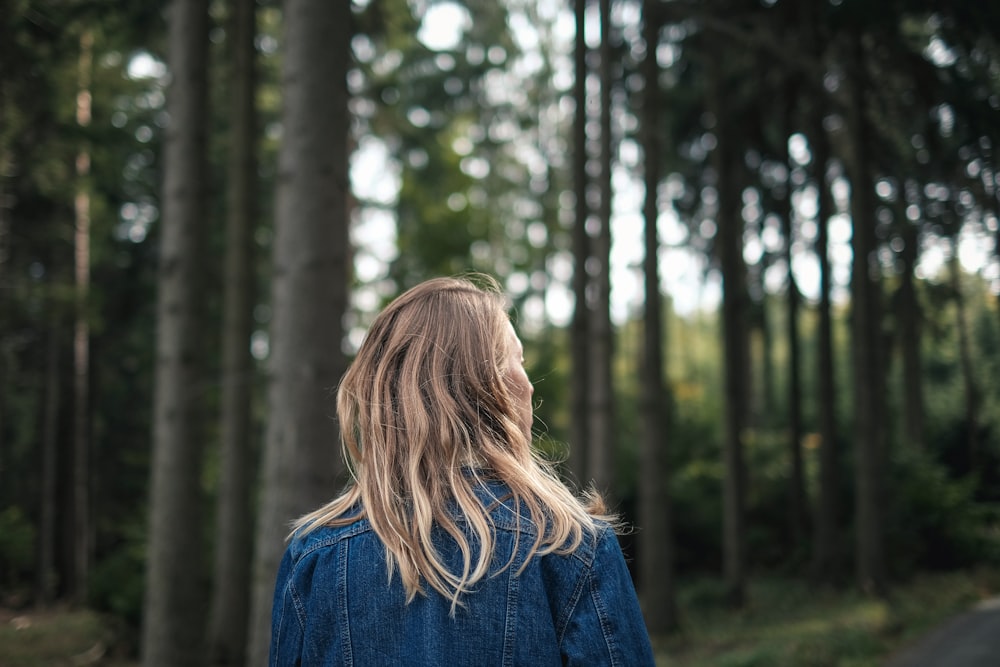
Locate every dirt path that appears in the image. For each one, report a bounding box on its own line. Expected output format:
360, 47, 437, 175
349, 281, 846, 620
883, 597, 1000, 666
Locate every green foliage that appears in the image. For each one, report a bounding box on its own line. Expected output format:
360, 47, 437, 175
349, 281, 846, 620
671, 456, 724, 572
887, 450, 1000, 573
87, 538, 145, 629
659, 571, 994, 666
0, 506, 36, 591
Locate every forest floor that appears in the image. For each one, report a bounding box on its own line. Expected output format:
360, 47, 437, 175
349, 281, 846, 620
881, 595, 1000, 667
0, 569, 997, 666
0, 606, 135, 667
652, 568, 1000, 666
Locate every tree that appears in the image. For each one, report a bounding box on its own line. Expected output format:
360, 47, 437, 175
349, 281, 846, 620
569, 0, 590, 488
807, 94, 841, 580
708, 31, 749, 607
208, 0, 258, 663
895, 207, 925, 452
587, 0, 615, 497
72, 28, 94, 607
776, 85, 806, 551
844, 33, 887, 597
638, 0, 678, 634
142, 0, 211, 664
246, 1, 352, 663
39, 300, 62, 603
949, 236, 981, 472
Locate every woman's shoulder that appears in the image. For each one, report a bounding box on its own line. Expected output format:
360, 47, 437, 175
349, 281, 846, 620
286, 514, 372, 561
473, 479, 550, 534
475, 479, 612, 547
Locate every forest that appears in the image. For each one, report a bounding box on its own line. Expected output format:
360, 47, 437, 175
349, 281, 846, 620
1, 0, 999, 665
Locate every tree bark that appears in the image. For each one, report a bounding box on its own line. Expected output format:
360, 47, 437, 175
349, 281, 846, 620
808, 101, 840, 581
141, 1, 211, 665
0, 150, 8, 498
708, 46, 748, 608
587, 0, 614, 496
72, 29, 93, 607
569, 0, 590, 488
246, 2, 351, 664
39, 306, 61, 603
897, 216, 924, 452
845, 35, 887, 597
778, 91, 806, 552
949, 237, 980, 473
208, 0, 257, 663
758, 296, 775, 420
638, 0, 678, 634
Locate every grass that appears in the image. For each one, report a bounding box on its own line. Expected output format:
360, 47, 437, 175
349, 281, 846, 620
652, 568, 1000, 666
0, 606, 133, 667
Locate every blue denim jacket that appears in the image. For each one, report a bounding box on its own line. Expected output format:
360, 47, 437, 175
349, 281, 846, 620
269, 483, 656, 666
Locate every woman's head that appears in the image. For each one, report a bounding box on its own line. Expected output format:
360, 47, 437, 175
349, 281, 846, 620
337, 275, 533, 481
297, 274, 606, 610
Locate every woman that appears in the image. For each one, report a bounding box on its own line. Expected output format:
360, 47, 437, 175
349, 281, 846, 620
269, 275, 655, 666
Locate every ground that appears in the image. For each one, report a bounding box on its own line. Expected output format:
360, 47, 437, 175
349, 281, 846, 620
883, 596, 1000, 667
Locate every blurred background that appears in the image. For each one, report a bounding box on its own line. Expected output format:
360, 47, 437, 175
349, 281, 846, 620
1, 0, 999, 665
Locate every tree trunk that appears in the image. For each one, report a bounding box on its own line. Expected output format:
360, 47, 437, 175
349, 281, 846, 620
808, 101, 840, 580
778, 92, 806, 552
801, 0, 841, 583
758, 296, 775, 420
246, 2, 351, 664
72, 29, 93, 606
38, 307, 61, 604
569, 0, 590, 488
897, 217, 924, 451
141, 2, 211, 665
208, 0, 257, 663
587, 0, 614, 496
845, 35, 887, 597
949, 237, 980, 473
638, 0, 677, 634
708, 47, 748, 608
0, 150, 8, 497
994, 180, 1000, 338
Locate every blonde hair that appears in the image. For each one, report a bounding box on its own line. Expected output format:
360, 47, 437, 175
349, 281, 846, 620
292, 274, 613, 610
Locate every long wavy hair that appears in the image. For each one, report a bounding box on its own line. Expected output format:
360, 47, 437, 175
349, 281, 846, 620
292, 275, 612, 610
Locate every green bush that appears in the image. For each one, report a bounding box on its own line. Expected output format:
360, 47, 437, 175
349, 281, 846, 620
88, 542, 145, 628
887, 450, 1000, 573
0, 506, 36, 590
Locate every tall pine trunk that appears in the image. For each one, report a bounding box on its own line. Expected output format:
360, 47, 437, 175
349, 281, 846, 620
809, 104, 840, 580
72, 29, 93, 605
845, 35, 887, 597
897, 217, 924, 451
0, 150, 8, 498
802, 0, 841, 582
758, 297, 775, 420
246, 2, 351, 664
142, 1, 211, 664
208, 0, 257, 663
587, 0, 614, 496
949, 237, 980, 472
638, 0, 677, 634
778, 91, 806, 551
39, 306, 61, 603
709, 46, 748, 608
569, 0, 590, 487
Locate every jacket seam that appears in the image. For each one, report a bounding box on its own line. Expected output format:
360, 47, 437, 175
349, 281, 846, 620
338, 539, 353, 667
270, 582, 291, 666
588, 567, 621, 667
554, 556, 588, 647
501, 547, 520, 667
